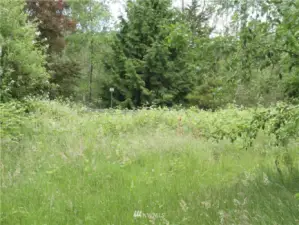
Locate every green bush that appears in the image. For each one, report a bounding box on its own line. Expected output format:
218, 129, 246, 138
0, 0, 49, 101
0, 101, 28, 142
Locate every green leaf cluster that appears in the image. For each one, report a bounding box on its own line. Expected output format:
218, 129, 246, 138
0, 0, 49, 102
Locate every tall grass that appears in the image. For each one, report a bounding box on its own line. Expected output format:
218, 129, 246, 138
1, 100, 299, 225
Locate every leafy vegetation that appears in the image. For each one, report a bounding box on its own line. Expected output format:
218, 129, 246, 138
1, 100, 299, 224
0, 0, 49, 101
0, 0, 299, 224
1, 0, 298, 106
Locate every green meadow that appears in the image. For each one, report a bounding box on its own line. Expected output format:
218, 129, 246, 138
1, 100, 299, 225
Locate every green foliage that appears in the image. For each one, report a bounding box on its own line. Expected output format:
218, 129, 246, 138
273, 0, 299, 99
0, 0, 49, 101
2, 0, 298, 107
8, 99, 297, 151
64, 0, 111, 104
215, 0, 299, 103
0, 101, 28, 142
2, 0, 299, 222
24, 0, 82, 100
1, 100, 299, 224
250, 103, 299, 146
102, 0, 201, 108
47, 54, 81, 99
68, 0, 110, 32
184, 0, 212, 37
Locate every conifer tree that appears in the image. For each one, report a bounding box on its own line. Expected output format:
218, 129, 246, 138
102, 0, 197, 108
0, 0, 49, 101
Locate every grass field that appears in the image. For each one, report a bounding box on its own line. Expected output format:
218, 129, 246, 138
1, 100, 299, 225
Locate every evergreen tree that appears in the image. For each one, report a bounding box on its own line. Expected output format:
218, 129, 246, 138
184, 0, 212, 37
102, 0, 197, 108
0, 0, 49, 101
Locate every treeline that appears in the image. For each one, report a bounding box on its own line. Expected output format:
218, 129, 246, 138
1, 0, 298, 109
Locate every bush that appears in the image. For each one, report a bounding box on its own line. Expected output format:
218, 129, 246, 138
0, 101, 28, 142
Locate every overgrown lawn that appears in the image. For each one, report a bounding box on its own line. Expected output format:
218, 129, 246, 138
1, 100, 299, 224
